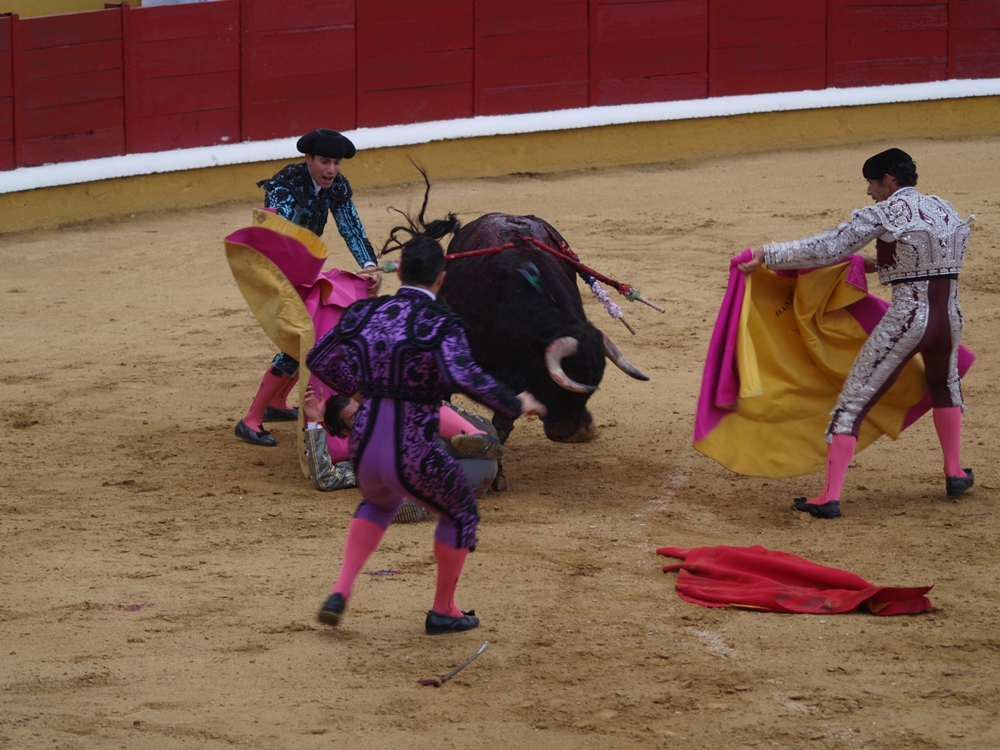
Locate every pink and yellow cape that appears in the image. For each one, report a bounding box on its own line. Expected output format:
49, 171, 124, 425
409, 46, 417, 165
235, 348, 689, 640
225, 210, 369, 478
693, 250, 975, 478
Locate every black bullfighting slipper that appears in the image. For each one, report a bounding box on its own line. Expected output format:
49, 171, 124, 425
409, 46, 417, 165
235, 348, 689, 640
450, 433, 503, 461
234, 419, 277, 447
262, 405, 298, 422
317, 593, 345, 626
425, 609, 480, 635
791, 497, 841, 519
946, 469, 974, 497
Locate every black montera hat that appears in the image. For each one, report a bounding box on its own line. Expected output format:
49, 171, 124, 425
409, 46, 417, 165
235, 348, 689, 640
863, 148, 913, 180
297, 129, 357, 159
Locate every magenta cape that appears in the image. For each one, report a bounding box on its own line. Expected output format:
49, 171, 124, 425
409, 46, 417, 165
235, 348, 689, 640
225, 210, 369, 471
693, 251, 975, 478
658, 545, 933, 615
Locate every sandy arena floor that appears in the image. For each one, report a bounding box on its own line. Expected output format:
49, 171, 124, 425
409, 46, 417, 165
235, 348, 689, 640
2, 137, 999, 749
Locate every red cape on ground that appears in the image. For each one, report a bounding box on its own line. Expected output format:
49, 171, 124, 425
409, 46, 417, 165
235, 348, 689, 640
658, 545, 932, 616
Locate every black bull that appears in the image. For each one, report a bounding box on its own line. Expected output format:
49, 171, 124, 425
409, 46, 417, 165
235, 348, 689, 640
439, 213, 648, 460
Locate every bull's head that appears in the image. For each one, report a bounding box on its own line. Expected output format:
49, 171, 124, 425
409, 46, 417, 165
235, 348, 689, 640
539, 329, 648, 442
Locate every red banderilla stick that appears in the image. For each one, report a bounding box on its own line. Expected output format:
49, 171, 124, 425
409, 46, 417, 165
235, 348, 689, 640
417, 640, 489, 687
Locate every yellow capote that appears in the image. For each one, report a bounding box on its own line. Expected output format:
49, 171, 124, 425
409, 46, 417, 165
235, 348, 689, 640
224, 210, 328, 479
694, 262, 928, 478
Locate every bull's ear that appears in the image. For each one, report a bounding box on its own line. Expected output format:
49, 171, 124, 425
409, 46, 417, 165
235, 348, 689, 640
602, 332, 649, 381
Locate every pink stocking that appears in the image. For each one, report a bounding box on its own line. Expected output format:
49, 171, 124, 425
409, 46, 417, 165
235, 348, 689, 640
332, 518, 386, 600
808, 434, 857, 505
243, 367, 287, 431
932, 407, 966, 478
432, 541, 468, 617
269, 372, 299, 410
437, 406, 486, 439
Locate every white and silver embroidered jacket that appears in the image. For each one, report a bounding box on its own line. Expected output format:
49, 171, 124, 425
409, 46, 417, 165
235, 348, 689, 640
763, 187, 971, 285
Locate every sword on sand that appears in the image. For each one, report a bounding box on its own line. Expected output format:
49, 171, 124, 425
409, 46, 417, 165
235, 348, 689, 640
417, 641, 489, 687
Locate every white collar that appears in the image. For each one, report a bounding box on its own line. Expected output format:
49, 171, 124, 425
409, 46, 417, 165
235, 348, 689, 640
400, 285, 436, 301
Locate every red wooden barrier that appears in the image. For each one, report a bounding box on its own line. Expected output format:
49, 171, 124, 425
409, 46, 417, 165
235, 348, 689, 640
0, 1, 997, 173
827, 0, 949, 88
241, 0, 357, 141
120, 1, 240, 153
474, 0, 589, 116
949, 0, 1000, 79
590, 0, 709, 106
709, 0, 826, 97
0, 15, 13, 171
357, 0, 473, 128
13, 7, 125, 167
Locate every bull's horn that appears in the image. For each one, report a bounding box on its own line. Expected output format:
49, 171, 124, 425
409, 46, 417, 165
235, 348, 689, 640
602, 332, 649, 381
545, 337, 598, 393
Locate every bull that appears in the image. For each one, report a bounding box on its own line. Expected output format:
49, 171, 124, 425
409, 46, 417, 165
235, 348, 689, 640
439, 212, 648, 487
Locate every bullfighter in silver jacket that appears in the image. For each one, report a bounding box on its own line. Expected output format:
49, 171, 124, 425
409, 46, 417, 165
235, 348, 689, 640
739, 148, 974, 518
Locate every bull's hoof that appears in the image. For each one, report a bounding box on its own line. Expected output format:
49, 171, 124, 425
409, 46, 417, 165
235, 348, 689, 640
491, 472, 508, 492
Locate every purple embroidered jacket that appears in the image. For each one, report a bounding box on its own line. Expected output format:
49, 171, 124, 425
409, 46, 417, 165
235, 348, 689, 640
305, 288, 522, 548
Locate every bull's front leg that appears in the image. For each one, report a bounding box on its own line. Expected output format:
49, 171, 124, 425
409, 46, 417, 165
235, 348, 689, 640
491, 412, 516, 492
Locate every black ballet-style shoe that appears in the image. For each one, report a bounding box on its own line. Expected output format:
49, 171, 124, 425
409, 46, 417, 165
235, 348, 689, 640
450, 432, 504, 461
317, 593, 346, 626
234, 419, 277, 447
946, 469, 974, 497
425, 609, 480, 635
791, 497, 842, 519
262, 405, 299, 422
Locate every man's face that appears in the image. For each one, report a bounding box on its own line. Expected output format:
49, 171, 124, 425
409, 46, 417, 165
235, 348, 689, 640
305, 154, 342, 189
866, 175, 898, 202
336, 399, 360, 436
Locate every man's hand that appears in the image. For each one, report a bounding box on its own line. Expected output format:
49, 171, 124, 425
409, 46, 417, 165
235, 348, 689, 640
737, 247, 765, 274
366, 269, 382, 296
862, 255, 877, 273
517, 392, 547, 417
303, 384, 326, 424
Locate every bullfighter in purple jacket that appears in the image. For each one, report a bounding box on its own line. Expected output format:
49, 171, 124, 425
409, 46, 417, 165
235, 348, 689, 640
306, 213, 545, 635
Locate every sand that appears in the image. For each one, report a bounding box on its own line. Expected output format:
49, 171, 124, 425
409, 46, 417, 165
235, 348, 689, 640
2, 136, 999, 749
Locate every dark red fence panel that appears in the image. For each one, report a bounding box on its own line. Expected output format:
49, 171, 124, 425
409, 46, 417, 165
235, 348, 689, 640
357, 0, 473, 128
474, 0, 588, 116
14, 8, 124, 167
709, 0, 826, 97
590, 0, 708, 106
828, 0, 948, 88
123, 1, 239, 153
241, 0, 356, 141
0, 15, 13, 171
949, 0, 1000, 79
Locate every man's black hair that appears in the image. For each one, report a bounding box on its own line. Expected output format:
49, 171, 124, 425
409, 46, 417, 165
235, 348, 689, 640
863, 148, 918, 187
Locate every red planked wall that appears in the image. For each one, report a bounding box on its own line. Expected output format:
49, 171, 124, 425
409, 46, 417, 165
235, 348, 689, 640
828, 0, 949, 88
949, 0, 1000, 79
590, 0, 709, 106
0, 16, 12, 171
15, 8, 125, 167
121, 1, 240, 153
357, 0, 474, 128
474, 0, 589, 116
709, 0, 826, 97
0, 0, 997, 171
241, 0, 357, 141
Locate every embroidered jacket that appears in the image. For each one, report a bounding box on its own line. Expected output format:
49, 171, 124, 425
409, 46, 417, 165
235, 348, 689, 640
306, 288, 521, 548
257, 162, 376, 267
764, 187, 971, 285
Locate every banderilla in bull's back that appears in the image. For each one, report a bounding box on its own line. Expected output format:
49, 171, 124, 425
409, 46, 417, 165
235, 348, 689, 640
359, 236, 664, 335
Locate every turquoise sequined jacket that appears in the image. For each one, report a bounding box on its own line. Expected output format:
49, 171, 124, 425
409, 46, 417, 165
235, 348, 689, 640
257, 162, 376, 267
